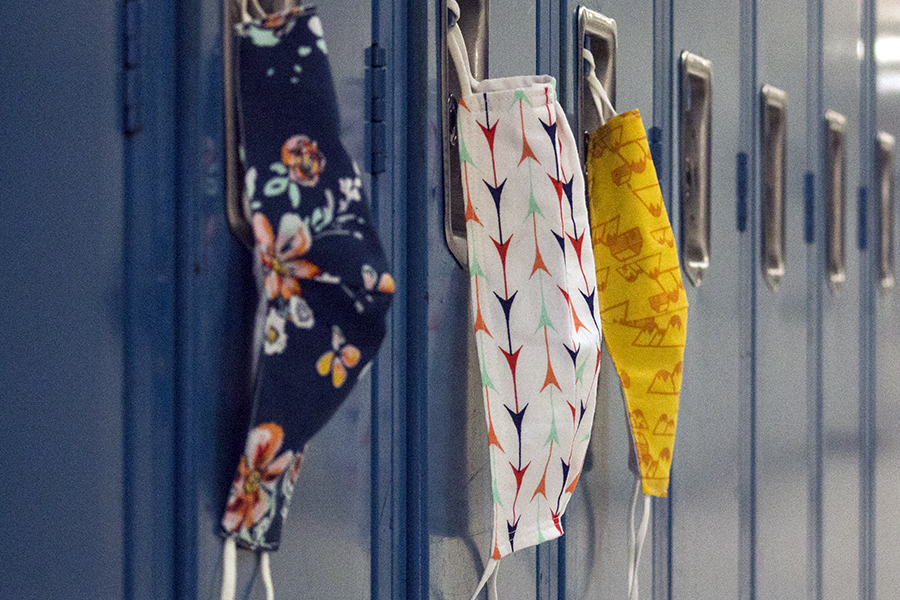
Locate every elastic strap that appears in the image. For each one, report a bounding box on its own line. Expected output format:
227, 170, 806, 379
260, 551, 275, 600
582, 48, 616, 125
625, 473, 652, 600
220, 538, 237, 600
468, 558, 499, 600
447, 0, 478, 97
237, 0, 278, 22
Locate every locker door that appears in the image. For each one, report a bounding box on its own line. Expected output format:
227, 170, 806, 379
753, 1, 813, 598
819, 1, 864, 598
554, 2, 659, 599
874, 3, 900, 597
669, 1, 746, 599
0, 1, 127, 599
426, 1, 542, 597
174, 0, 392, 598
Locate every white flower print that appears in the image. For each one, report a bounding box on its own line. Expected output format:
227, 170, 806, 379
308, 16, 324, 37
245, 167, 258, 200
264, 308, 288, 355
338, 177, 362, 212
288, 296, 314, 329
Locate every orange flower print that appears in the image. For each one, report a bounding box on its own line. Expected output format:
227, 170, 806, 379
260, 7, 301, 37
221, 423, 294, 533
281, 134, 326, 187
362, 264, 396, 294
316, 326, 361, 388
254, 213, 321, 301
288, 452, 305, 486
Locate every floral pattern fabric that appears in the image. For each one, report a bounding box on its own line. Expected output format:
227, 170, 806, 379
457, 76, 603, 559
221, 7, 393, 551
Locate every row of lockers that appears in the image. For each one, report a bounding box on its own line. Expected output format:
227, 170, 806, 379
2, 0, 900, 599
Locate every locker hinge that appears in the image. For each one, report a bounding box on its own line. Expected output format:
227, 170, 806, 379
122, 0, 143, 136
364, 43, 387, 174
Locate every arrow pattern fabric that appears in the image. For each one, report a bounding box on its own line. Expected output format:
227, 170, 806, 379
458, 76, 603, 558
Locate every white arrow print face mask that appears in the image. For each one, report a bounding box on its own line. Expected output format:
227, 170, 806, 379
448, 4, 603, 594
460, 78, 602, 559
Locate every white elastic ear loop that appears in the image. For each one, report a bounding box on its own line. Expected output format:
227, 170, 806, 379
221, 538, 237, 600
626, 475, 639, 597
468, 558, 499, 600
447, 0, 478, 97
626, 473, 652, 600
237, 0, 270, 22
631, 494, 652, 600
582, 49, 616, 125
260, 552, 275, 600
487, 559, 499, 600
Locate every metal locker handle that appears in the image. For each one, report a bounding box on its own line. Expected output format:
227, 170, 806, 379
679, 51, 712, 287
824, 110, 847, 290
442, 0, 489, 267
760, 85, 787, 290
576, 7, 617, 163
223, 0, 302, 249
877, 131, 895, 290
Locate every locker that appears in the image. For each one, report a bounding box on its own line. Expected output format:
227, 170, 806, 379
819, 1, 864, 598
669, 1, 746, 598
754, 0, 813, 598
0, 2, 128, 599
874, 3, 900, 599
1, 0, 898, 599
556, 3, 659, 600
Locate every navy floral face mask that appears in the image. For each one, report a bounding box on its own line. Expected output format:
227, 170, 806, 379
220, 4, 393, 565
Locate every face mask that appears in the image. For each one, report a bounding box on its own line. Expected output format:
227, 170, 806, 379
220, 5, 394, 599
583, 50, 688, 600
447, 3, 603, 597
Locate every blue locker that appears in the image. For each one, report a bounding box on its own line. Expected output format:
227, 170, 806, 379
0, 1, 128, 598
555, 2, 660, 599
669, 1, 747, 598
874, 3, 900, 599
819, 0, 864, 598
754, 0, 814, 598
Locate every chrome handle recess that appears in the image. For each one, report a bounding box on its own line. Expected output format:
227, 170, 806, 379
760, 85, 787, 290
824, 110, 847, 290
576, 7, 617, 161
442, 0, 489, 268
877, 131, 895, 289
679, 51, 712, 287
224, 0, 254, 249
224, 0, 300, 249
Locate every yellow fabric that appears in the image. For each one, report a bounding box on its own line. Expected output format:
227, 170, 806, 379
586, 109, 688, 497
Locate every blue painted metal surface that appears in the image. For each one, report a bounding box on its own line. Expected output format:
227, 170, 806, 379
820, 2, 864, 599
873, 5, 900, 600
669, 2, 748, 599
0, 2, 127, 599
754, 1, 814, 598
554, 2, 660, 599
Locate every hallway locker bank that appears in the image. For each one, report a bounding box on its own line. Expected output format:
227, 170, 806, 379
1, 0, 898, 599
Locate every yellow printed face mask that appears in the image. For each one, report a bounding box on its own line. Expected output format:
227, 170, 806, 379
586, 108, 688, 499
582, 49, 688, 600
